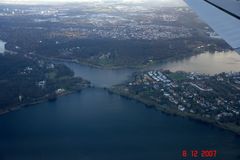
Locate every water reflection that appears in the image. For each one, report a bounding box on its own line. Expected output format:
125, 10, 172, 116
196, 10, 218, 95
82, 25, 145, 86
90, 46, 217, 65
0, 40, 6, 54
155, 51, 240, 75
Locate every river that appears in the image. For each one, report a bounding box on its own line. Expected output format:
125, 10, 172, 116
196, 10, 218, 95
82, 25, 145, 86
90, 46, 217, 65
64, 51, 240, 88
0, 51, 240, 160
64, 62, 135, 88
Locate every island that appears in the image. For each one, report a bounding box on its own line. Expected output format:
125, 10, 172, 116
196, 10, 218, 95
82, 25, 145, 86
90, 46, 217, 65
109, 70, 240, 135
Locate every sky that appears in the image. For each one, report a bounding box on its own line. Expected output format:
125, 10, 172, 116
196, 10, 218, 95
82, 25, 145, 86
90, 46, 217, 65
0, 0, 187, 6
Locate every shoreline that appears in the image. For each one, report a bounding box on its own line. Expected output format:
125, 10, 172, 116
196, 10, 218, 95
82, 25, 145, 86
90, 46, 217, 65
1, 49, 238, 134
107, 87, 240, 136
1, 84, 239, 136
0, 87, 89, 117
33, 49, 232, 71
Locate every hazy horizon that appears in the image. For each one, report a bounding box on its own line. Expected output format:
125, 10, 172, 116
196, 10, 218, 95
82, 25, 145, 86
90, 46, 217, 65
0, 0, 187, 6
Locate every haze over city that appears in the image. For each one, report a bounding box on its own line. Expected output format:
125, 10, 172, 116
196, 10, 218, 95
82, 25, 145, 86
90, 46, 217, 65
0, 0, 187, 6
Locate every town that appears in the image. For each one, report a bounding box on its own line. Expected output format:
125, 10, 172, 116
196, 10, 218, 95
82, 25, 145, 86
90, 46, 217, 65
111, 70, 240, 132
0, 3, 216, 41
0, 2, 230, 69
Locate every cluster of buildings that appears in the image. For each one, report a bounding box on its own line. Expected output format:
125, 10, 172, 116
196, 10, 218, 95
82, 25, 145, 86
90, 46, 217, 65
126, 70, 240, 124
0, 6, 60, 17
47, 11, 192, 40
92, 24, 192, 40
0, 4, 194, 41
80, 10, 191, 40
20, 66, 33, 75
147, 71, 171, 84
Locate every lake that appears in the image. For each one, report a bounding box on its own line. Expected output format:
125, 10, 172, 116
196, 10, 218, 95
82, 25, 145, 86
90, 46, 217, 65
154, 51, 240, 75
1, 50, 240, 160
0, 88, 239, 160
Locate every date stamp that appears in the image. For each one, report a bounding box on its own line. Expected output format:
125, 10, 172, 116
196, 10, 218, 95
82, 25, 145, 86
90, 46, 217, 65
181, 149, 217, 159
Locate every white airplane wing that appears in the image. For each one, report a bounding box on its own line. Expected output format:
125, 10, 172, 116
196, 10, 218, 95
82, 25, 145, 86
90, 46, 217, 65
185, 0, 240, 53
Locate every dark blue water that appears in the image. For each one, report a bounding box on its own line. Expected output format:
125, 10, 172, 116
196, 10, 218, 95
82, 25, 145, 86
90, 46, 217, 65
0, 88, 240, 160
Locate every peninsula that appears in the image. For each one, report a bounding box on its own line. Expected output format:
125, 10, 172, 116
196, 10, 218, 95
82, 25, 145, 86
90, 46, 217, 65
110, 70, 240, 135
